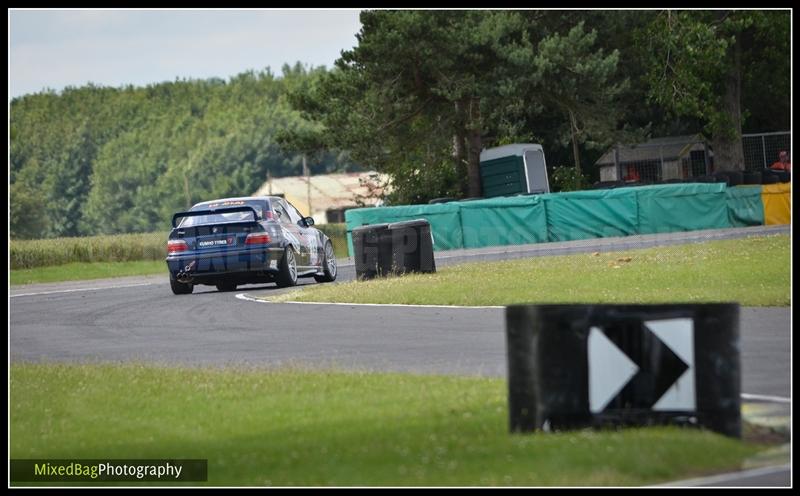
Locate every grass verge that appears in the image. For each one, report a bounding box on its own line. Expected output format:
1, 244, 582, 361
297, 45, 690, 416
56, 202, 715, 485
10, 363, 765, 487
10, 261, 166, 286
11, 224, 349, 270
273, 235, 790, 307
10, 223, 349, 285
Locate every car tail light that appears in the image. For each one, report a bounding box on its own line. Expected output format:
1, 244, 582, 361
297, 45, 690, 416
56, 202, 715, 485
245, 233, 271, 245
167, 239, 189, 253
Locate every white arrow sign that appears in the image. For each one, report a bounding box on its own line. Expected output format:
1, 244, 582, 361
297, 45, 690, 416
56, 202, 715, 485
588, 319, 696, 413
588, 326, 639, 413
646, 318, 696, 411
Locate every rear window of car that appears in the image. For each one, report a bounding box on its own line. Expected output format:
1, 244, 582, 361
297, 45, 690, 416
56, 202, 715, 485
178, 200, 267, 227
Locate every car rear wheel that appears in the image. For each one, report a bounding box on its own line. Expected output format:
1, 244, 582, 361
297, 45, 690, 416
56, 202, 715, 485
216, 281, 238, 292
275, 246, 298, 288
170, 277, 194, 295
314, 240, 337, 283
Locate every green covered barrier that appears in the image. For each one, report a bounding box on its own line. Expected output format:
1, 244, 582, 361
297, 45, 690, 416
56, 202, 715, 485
543, 188, 639, 242
344, 183, 767, 256
726, 185, 765, 227
636, 183, 731, 234
458, 196, 548, 248
345, 202, 463, 255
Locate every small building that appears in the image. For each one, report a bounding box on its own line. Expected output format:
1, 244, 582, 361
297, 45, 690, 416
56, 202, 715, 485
595, 135, 713, 183
252, 171, 389, 224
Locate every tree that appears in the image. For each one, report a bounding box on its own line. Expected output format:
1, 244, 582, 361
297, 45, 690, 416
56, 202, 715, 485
10, 160, 50, 239
288, 10, 533, 200
528, 21, 628, 178
642, 10, 790, 171
10, 66, 355, 239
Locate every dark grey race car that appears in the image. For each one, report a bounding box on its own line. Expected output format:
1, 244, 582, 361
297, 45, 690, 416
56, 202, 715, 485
165, 196, 337, 294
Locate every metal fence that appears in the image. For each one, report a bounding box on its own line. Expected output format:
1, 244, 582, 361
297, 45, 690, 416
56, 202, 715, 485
598, 139, 711, 184
596, 131, 790, 186
742, 132, 791, 171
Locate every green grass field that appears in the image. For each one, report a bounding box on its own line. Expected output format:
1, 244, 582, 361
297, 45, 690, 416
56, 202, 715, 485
11, 232, 169, 270
10, 261, 167, 286
274, 235, 790, 307
10, 363, 766, 487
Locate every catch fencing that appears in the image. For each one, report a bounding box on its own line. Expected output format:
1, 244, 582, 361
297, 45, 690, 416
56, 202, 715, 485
597, 132, 790, 184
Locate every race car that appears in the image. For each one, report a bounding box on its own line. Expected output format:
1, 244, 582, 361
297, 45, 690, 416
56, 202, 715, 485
165, 196, 337, 295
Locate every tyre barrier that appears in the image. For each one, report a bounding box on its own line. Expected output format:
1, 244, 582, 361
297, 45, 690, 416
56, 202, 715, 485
352, 223, 390, 280
506, 303, 741, 438
353, 219, 436, 280
761, 169, 779, 184
712, 172, 730, 185
726, 171, 743, 186
743, 171, 761, 185
771, 170, 790, 183
591, 180, 626, 190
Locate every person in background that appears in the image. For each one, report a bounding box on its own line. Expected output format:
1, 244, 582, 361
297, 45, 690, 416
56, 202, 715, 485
624, 164, 641, 182
770, 150, 791, 173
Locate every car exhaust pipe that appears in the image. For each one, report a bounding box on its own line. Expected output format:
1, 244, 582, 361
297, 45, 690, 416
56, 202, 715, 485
176, 261, 197, 284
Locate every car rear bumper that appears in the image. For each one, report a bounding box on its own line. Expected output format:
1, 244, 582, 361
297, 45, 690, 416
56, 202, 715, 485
166, 247, 284, 279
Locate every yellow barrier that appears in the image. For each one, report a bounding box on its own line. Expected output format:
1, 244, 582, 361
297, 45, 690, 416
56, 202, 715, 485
761, 182, 791, 225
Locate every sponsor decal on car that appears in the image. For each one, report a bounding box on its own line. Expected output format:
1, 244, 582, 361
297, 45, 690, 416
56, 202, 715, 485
198, 239, 235, 247
207, 200, 246, 208
307, 234, 319, 265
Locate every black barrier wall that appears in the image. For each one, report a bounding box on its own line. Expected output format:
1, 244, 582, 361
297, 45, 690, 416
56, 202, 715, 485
506, 304, 741, 438
353, 220, 435, 280
352, 223, 390, 280
387, 220, 436, 275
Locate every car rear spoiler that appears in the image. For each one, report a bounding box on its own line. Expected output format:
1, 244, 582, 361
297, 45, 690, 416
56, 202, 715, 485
172, 206, 259, 228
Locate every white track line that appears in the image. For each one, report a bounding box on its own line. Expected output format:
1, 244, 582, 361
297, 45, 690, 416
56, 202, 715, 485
740, 393, 791, 404
235, 293, 502, 309
10, 282, 153, 298
236, 294, 793, 404
650, 464, 790, 487
235, 293, 267, 303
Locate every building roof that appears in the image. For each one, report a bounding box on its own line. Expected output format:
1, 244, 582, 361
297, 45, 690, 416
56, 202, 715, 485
595, 134, 710, 167
480, 143, 544, 161
252, 171, 389, 223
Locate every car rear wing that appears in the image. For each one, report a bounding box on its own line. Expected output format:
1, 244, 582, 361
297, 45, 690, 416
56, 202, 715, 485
172, 206, 260, 228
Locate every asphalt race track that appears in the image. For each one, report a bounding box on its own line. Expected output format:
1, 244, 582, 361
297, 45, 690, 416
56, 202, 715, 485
10, 225, 791, 487
9, 285, 791, 400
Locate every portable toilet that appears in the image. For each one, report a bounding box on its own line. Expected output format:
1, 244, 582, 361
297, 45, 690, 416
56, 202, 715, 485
479, 144, 550, 198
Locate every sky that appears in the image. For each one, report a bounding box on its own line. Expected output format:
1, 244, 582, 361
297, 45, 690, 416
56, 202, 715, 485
8, 9, 364, 99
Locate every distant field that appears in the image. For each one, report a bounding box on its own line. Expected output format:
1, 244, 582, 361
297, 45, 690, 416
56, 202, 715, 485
10, 224, 349, 285
10, 363, 766, 487
10, 261, 166, 286
272, 234, 790, 307
11, 232, 169, 270
317, 223, 348, 259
